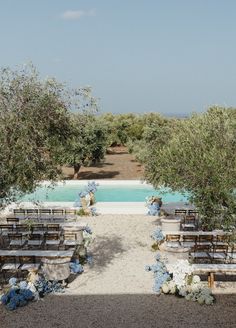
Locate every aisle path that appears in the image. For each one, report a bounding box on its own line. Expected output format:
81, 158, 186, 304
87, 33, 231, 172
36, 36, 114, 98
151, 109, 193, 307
68, 214, 157, 295
2, 214, 236, 328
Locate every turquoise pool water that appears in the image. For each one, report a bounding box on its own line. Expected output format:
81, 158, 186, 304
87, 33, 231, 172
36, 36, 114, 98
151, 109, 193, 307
20, 184, 189, 203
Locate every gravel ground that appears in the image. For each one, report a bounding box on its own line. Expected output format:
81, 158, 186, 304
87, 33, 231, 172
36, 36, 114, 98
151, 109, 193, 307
1, 214, 236, 328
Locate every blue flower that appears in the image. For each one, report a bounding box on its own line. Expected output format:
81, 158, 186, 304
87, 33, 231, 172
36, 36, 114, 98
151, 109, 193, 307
86, 255, 93, 265
84, 226, 92, 234
6, 299, 17, 311
19, 281, 28, 290
19, 289, 34, 301
151, 228, 164, 242
9, 277, 17, 286
1, 294, 9, 305
91, 207, 97, 216
78, 191, 88, 198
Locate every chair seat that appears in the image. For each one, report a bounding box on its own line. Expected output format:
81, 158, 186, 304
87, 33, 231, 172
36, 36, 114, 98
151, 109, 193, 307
9, 240, 25, 246
182, 224, 196, 229
208, 252, 227, 259
20, 263, 40, 271
181, 242, 195, 248
63, 240, 77, 246
166, 241, 180, 248
27, 240, 43, 246
46, 240, 60, 245
190, 252, 209, 258
197, 242, 212, 246
2, 263, 20, 270
212, 242, 228, 246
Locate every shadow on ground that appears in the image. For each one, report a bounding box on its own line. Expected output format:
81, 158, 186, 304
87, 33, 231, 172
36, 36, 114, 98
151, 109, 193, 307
90, 235, 126, 273
1, 293, 236, 328
76, 170, 120, 179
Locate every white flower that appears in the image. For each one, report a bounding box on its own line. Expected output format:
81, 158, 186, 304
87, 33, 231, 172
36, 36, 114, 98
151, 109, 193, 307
197, 296, 205, 305
192, 275, 201, 284
162, 284, 170, 294
185, 294, 192, 301
205, 297, 214, 305
178, 287, 187, 297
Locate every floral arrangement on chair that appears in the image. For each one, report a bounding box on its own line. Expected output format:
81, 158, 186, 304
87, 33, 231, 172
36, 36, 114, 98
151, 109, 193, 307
145, 255, 215, 305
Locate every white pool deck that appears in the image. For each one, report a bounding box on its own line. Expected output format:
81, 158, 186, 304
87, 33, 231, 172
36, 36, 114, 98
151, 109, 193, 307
1, 180, 192, 216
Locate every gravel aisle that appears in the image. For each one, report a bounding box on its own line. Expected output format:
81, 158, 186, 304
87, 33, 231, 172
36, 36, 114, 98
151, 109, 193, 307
1, 215, 236, 328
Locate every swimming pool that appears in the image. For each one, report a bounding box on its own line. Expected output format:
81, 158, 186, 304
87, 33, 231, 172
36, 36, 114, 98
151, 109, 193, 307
19, 181, 189, 203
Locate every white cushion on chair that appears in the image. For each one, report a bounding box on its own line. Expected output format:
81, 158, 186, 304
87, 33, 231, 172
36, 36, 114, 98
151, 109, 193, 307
2, 263, 20, 270
21, 263, 40, 271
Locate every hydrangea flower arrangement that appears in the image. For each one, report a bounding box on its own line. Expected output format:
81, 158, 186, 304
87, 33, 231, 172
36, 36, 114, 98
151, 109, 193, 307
146, 196, 162, 216
86, 181, 99, 194
83, 225, 93, 248
34, 277, 64, 297
0, 279, 34, 311
146, 257, 215, 305
78, 190, 89, 198
150, 228, 165, 250
145, 253, 170, 294
70, 259, 84, 274
0, 275, 66, 311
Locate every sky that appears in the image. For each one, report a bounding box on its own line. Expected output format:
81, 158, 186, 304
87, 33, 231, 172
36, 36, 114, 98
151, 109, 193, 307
0, 0, 236, 116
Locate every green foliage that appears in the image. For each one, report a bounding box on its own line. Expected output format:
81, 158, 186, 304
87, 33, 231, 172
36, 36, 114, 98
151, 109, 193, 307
138, 107, 236, 229
0, 64, 107, 204
99, 113, 144, 146
54, 113, 108, 178
0, 65, 72, 205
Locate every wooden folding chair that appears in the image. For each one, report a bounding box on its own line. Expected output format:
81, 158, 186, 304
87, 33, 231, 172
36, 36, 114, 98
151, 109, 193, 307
13, 209, 26, 219
19, 255, 41, 276
46, 224, 60, 233
188, 210, 199, 216
165, 234, 180, 248
174, 209, 187, 216
39, 209, 52, 221
182, 215, 197, 231
65, 209, 76, 220
208, 244, 228, 263
190, 244, 211, 263
26, 209, 39, 219
197, 235, 213, 246
32, 224, 45, 234
6, 217, 20, 224
52, 209, 65, 222
45, 233, 61, 249
63, 232, 77, 249
27, 233, 43, 248
1, 256, 20, 281
8, 233, 25, 249
181, 235, 197, 249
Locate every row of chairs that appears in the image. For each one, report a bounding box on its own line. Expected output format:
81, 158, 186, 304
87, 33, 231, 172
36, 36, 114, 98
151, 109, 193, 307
165, 234, 235, 263
0, 223, 61, 234
12, 208, 77, 221
0, 255, 41, 282
0, 223, 80, 250
175, 209, 199, 216
5, 231, 79, 250
174, 209, 199, 231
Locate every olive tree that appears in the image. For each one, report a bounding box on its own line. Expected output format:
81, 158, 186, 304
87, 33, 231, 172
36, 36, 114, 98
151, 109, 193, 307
54, 112, 107, 179
141, 107, 236, 229
0, 65, 73, 205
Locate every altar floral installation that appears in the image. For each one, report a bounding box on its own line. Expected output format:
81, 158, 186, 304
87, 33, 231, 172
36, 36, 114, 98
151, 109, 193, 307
145, 254, 215, 305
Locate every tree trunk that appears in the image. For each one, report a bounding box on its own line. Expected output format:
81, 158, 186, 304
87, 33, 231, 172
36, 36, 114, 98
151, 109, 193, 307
73, 163, 81, 179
